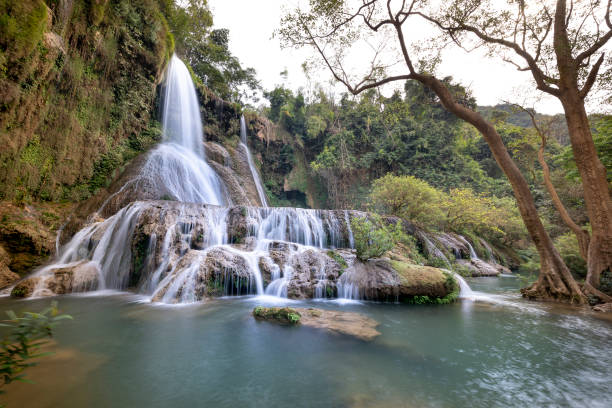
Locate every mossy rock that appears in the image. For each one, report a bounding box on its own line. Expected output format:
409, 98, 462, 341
390, 260, 458, 303
252, 306, 301, 325
253, 307, 381, 341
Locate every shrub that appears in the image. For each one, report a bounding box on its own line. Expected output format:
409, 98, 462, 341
351, 214, 407, 261
327, 250, 347, 274
0, 302, 72, 393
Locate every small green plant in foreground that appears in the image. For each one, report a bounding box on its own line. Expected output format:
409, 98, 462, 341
0, 302, 72, 394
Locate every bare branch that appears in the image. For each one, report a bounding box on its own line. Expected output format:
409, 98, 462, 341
511, 103, 591, 259
412, 11, 561, 96
575, 23, 612, 62
580, 53, 606, 98
566, 0, 574, 28
298, 13, 414, 95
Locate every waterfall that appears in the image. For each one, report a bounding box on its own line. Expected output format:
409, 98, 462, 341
467, 242, 479, 260
419, 233, 451, 267
451, 272, 474, 298
17, 55, 356, 304
249, 207, 327, 248
240, 115, 268, 207
162, 55, 205, 155
480, 239, 497, 262
457, 235, 479, 260
140, 55, 227, 205
264, 265, 293, 297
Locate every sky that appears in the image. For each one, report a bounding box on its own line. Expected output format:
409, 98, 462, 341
208, 0, 565, 114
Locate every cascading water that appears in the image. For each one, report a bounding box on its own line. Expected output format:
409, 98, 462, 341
17, 54, 479, 305
138, 55, 227, 206
240, 115, 268, 207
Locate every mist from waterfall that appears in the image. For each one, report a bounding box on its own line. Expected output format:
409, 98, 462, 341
240, 115, 268, 207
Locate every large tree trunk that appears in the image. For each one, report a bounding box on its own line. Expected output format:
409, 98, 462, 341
537, 136, 590, 260
415, 74, 586, 303
560, 93, 612, 302
553, 0, 612, 302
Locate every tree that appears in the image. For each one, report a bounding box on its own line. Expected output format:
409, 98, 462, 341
515, 104, 591, 262
370, 173, 445, 228
162, 0, 260, 102
278, 0, 585, 302
419, 0, 612, 301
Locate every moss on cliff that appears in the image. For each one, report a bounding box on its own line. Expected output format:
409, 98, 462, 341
0, 0, 174, 202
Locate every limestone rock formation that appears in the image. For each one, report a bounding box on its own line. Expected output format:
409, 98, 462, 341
252, 306, 381, 341
11, 261, 99, 298
0, 245, 20, 289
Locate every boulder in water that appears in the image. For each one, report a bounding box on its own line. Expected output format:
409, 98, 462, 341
456, 258, 501, 277
338, 258, 455, 302
593, 303, 612, 313
252, 306, 381, 341
11, 261, 100, 298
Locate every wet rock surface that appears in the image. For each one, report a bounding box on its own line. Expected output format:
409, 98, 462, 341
12, 200, 456, 304
456, 259, 503, 277
252, 306, 381, 341
0, 245, 20, 289
11, 261, 100, 298
593, 303, 612, 313
0, 202, 63, 276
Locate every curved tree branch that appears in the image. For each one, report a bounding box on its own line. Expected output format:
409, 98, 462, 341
580, 53, 606, 98
515, 105, 591, 260
411, 11, 562, 96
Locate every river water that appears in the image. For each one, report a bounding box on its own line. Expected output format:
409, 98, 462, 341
1, 276, 610, 408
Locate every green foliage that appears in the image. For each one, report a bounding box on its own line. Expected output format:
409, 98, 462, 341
453, 262, 473, 278
554, 232, 587, 278
556, 115, 612, 183
327, 250, 347, 275
351, 214, 407, 261
1, 0, 172, 202
261, 80, 504, 210
86, 121, 162, 196
370, 174, 445, 228
252, 307, 301, 325
427, 257, 450, 269
162, 0, 260, 103
0, 302, 72, 392
0, 0, 48, 70
288, 312, 301, 324
517, 247, 540, 286
405, 273, 458, 304
9, 286, 27, 298
368, 173, 526, 245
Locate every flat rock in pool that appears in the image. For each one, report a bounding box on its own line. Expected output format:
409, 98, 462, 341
252, 306, 380, 341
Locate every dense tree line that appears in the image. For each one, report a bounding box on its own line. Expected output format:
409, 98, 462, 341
277, 0, 612, 303
262, 78, 610, 285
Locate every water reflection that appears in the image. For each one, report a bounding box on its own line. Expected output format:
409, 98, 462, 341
0, 277, 610, 408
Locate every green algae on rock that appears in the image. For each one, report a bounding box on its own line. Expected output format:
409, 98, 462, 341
252, 307, 381, 341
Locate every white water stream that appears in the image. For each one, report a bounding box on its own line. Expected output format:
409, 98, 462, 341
240, 115, 268, 207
